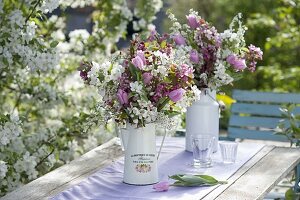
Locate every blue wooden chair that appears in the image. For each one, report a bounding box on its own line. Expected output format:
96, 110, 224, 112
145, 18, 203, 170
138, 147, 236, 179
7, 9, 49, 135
228, 89, 300, 192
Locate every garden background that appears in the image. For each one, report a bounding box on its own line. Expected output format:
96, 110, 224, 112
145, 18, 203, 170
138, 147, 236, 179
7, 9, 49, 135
0, 0, 299, 196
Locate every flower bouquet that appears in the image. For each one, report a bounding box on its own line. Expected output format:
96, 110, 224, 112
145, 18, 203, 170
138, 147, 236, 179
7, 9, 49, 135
78, 31, 197, 184
167, 9, 263, 151
79, 32, 197, 129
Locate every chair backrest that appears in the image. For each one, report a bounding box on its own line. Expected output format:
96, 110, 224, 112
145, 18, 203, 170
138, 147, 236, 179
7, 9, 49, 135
228, 90, 300, 141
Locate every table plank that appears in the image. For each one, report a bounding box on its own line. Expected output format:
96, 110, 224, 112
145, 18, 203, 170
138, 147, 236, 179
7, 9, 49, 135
1, 137, 123, 200
202, 145, 275, 200
214, 147, 300, 200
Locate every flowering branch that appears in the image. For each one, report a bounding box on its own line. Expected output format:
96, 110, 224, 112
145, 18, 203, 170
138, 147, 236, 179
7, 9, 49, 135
25, 0, 42, 23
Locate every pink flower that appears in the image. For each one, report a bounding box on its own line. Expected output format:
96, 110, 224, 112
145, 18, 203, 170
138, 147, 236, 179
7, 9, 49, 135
189, 50, 200, 63
177, 64, 194, 79
226, 54, 247, 71
117, 89, 128, 105
169, 88, 185, 102
142, 72, 153, 85
136, 50, 146, 65
186, 14, 199, 29
153, 181, 170, 192
132, 51, 146, 69
173, 34, 186, 45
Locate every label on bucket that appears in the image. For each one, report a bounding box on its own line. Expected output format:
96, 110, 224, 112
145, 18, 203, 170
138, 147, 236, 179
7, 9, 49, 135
131, 153, 155, 173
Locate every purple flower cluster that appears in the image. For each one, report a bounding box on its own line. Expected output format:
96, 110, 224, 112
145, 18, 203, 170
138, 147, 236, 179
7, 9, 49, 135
246, 44, 263, 72
193, 20, 222, 87
78, 61, 92, 83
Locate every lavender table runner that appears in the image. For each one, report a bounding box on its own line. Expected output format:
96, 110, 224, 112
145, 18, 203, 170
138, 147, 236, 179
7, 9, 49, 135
51, 137, 264, 200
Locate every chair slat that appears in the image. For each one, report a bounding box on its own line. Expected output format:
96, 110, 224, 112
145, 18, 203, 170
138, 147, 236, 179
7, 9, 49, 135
233, 90, 300, 104
231, 103, 300, 117
228, 127, 289, 141
229, 115, 283, 129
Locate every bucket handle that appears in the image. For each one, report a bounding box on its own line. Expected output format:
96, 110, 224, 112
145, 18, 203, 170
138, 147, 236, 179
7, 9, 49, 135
157, 128, 167, 160
118, 126, 167, 160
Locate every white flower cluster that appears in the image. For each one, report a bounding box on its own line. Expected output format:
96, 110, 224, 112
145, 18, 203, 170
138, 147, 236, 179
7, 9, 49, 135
59, 0, 95, 8
156, 113, 179, 130
14, 152, 38, 180
133, 0, 163, 31
176, 85, 201, 111
212, 60, 234, 89
220, 13, 247, 56
0, 113, 23, 146
68, 29, 90, 53
0, 161, 8, 179
0, 9, 59, 71
130, 81, 143, 94
167, 11, 182, 34
40, 0, 60, 13
59, 140, 80, 163
83, 135, 98, 151
127, 100, 158, 125
172, 46, 194, 66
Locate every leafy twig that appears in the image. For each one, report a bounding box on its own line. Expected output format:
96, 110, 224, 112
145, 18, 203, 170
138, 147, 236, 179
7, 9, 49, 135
25, 0, 42, 23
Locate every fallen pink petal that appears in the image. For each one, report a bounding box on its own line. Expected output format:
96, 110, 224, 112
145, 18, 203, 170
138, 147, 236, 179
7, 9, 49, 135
153, 181, 170, 192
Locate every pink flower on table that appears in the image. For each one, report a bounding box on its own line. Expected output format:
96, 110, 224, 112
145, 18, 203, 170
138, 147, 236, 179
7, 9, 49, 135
132, 50, 146, 69
186, 14, 199, 29
142, 72, 153, 85
189, 50, 200, 63
226, 54, 247, 71
153, 181, 170, 192
117, 89, 128, 105
173, 34, 186, 46
169, 88, 185, 102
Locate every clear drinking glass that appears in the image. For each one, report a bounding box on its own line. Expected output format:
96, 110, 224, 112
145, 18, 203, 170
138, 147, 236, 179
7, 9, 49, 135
192, 134, 215, 168
219, 141, 238, 164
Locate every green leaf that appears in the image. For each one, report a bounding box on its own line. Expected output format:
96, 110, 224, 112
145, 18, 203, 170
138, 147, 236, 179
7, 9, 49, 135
50, 41, 59, 48
157, 97, 170, 111
285, 188, 297, 200
169, 174, 227, 187
195, 175, 219, 184
169, 174, 185, 182
128, 63, 141, 81
165, 111, 181, 118
160, 40, 167, 48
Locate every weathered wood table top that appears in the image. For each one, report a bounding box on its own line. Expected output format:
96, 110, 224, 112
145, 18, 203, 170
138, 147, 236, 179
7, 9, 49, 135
2, 137, 300, 200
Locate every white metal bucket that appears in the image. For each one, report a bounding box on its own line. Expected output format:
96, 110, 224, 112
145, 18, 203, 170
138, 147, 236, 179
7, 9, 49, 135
121, 123, 158, 185
185, 89, 219, 152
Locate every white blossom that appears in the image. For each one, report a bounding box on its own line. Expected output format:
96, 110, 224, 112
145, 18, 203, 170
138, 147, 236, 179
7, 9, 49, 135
8, 10, 24, 27
130, 81, 143, 94
14, 152, 38, 180
83, 135, 98, 151
40, 0, 59, 13
0, 161, 8, 179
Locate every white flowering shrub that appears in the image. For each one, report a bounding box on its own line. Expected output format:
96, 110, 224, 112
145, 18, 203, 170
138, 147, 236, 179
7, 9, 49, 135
0, 0, 162, 196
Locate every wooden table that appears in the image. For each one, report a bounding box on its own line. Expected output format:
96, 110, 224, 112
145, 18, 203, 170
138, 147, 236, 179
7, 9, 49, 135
2, 137, 300, 200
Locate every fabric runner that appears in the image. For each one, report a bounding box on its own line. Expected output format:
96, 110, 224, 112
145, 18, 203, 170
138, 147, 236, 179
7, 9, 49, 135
51, 137, 264, 200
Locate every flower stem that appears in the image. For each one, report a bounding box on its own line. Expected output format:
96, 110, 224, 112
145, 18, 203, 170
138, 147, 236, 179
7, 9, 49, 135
25, 0, 42, 23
